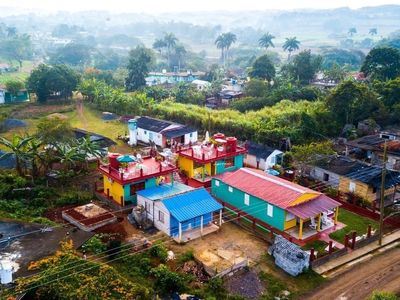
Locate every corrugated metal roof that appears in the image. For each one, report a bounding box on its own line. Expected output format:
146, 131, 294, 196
136, 116, 175, 133
162, 126, 196, 139
136, 183, 192, 201
287, 194, 341, 219
162, 188, 223, 222
215, 168, 320, 209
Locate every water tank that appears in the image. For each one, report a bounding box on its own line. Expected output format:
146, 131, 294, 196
213, 133, 225, 140
0, 260, 13, 284
226, 137, 237, 152
108, 153, 121, 169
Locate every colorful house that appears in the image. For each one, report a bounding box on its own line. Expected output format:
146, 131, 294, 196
0, 85, 29, 104
137, 184, 223, 242
97, 153, 177, 206
178, 133, 247, 187
211, 168, 341, 242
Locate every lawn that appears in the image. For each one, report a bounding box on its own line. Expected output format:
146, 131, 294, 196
302, 240, 329, 256
329, 209, 378, 243
0, 60, 34, 85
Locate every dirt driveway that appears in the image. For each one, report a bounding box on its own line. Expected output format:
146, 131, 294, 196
303, 247, 400, 300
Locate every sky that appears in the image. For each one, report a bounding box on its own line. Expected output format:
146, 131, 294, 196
2, 0, 400, 13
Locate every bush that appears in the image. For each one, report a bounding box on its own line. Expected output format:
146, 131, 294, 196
368, 290, 398, 300
149, 243, 168, 263
150, 264, 187, 295
56, 191, 92, 206
82, 235, 107, 254
107, 239, 122, 260
178, 249, 194, 264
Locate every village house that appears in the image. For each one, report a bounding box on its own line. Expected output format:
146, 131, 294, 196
97, 152, 177, 206
137, 183, 223, 242
244, 141, 283, 171
345, 131, 400, 171
145, 70, 205, 86
211, 168, 341, 242
0, 84, 29, 104
128, 117, 197, 148
178, 133, 247, 187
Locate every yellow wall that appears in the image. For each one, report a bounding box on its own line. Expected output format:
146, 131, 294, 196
289, 192, 320, 206
284, 211, 297, 230
178, 156, 194, 177
103, 175, 124, 205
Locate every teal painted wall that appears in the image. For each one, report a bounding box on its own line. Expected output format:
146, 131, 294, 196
215, 154, 244, 174
211, 178, 285, 231
5, 91, 29, 103
123, 178, 157, 204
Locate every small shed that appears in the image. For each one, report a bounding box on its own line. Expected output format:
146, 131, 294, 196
268, 235, 310, 276
244, 141, 283, 171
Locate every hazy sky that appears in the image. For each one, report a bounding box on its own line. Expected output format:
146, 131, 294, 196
3, 0, 400, 13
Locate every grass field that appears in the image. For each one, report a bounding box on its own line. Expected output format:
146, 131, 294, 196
0, 60, 34, 85
329, 209, 379, 243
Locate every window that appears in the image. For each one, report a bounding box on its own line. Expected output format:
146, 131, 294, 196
158, 211, 165, 223
144, 130, 147, 135
130, 182, 145, 196
145, 202, 151, 213
267, 204, 273, 217
323, 173, 330, 181
228, 186, 233, 193
244, 194, 250, 206
349, 181, 356, 192
190, 133, 193, 138
224, 157, 234, 168
215, 180, 220, 187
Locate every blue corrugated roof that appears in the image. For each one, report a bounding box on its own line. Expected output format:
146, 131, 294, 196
136, 183, 192, 201
162, 188, 223, 222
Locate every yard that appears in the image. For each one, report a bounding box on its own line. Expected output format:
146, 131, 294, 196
329, 208, 379, 243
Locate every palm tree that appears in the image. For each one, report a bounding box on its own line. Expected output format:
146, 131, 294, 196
223, 32, 237, 68
174, 45, 187, 72
348, 27, 357, 37
6, 26, 17, 38
215, 32, 237, 68
369, 28, 378, 36
0, 135, 34, 176
163, 32, 178, 69
215, 34, 226, 68
152, 38, 166, 55
259, 32, 275, 50
282, 37, 300, 59
26, 138, 43, 179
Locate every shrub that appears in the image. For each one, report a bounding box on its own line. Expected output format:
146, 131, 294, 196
56, 191, 92, 206
150, 264, 187, 295
107, 239, 122, 260
178, 249, 194, 264
368, 290, 398, 300
82, 235, 107, 254
149, 243, 168, 263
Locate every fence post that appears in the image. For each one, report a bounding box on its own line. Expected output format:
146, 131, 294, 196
328, 240, 333, 254
351, 231, 357, 249
367, 224, 372, 238
344, 234, 349, 248
310, 248, 315, 262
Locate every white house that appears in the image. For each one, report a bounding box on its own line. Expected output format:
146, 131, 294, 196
244, 142, 283, 171
128, 116, 198, 148
191, 79, 211, 91
137, 183, 223, 242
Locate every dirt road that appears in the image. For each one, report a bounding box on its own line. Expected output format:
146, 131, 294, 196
303, 247, 400, 300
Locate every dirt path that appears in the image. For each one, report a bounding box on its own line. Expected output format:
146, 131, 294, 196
303, 247, 400, 300
76, 98, 88, 129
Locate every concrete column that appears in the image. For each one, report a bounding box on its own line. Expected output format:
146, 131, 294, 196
219, 209, 222, 226
178, 222, 182, 242
334, 207, 339, 225
299, 218, 304, 240
200, 215, 203, 236
317, 213, 321, 232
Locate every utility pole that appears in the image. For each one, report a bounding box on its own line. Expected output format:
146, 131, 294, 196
379, 141, 387, 246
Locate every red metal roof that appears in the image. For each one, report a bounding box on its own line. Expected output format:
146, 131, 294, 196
287, 194, 341, 219
215, 168, 321, 209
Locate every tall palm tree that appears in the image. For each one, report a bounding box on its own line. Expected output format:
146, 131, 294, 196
174, 45, 187, 72
163, 32, 178, 69
0, 135, 34, 176
152, 38, 166, 55
215, 32, 237, 68
223, 32, 237, 68
369, 28, 378, 36
348, 27, 357, 37
259, 32, 275, 50
282, 37, 300, 60
215, 34, 226, 68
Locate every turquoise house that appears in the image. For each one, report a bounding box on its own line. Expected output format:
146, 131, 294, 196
0, 87, 29, 104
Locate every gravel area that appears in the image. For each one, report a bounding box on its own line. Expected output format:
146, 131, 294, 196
224, 269, 265, 299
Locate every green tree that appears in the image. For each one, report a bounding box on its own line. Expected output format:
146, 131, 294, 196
323, 63, 348, 82
282, 37, 300, 59
36, 117, 74, 146
286, 50, 322, 84
172, 44, 187, 71
125, 46, 154, 91
259, 32, 275, 50
361, 47, 400, 81
152, 38, 166, 54
245, 79, 269, 97
348, 27, 357, 36
49, 43, 92, 66
325, 80, 384, 126
4, 79, 24, 96
373, 77, 400, 109
248, 54, 275, 81
0, 135, 35, 176
163, 32, 178, 68
0, 34, 33, 68
215, 32, 237, 68
290, 141, 335, 170
150, 264, 187, 295
368, 290, 399, 300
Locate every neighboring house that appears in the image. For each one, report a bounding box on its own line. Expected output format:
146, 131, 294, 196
191, 79, 211, 91
0, 85, 29, 104
128, 117, 197, 148
145, 71, 205, 86
211, 168, 341, 242
244, 141, 283, 171
97, 153, 177, 206
346, 132, 400, 170
137, 184, 223, 242
338, 165, 400, 207
178, 133, 247, 187
308, 155, 367, 188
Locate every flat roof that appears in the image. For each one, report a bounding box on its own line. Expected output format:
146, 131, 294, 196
136, 182, 193, 201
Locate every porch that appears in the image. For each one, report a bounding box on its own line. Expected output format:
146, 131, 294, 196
173, 223, 220, 243
285, 214, 337, 240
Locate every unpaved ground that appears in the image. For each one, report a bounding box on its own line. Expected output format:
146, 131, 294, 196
303, 247, 400, 300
